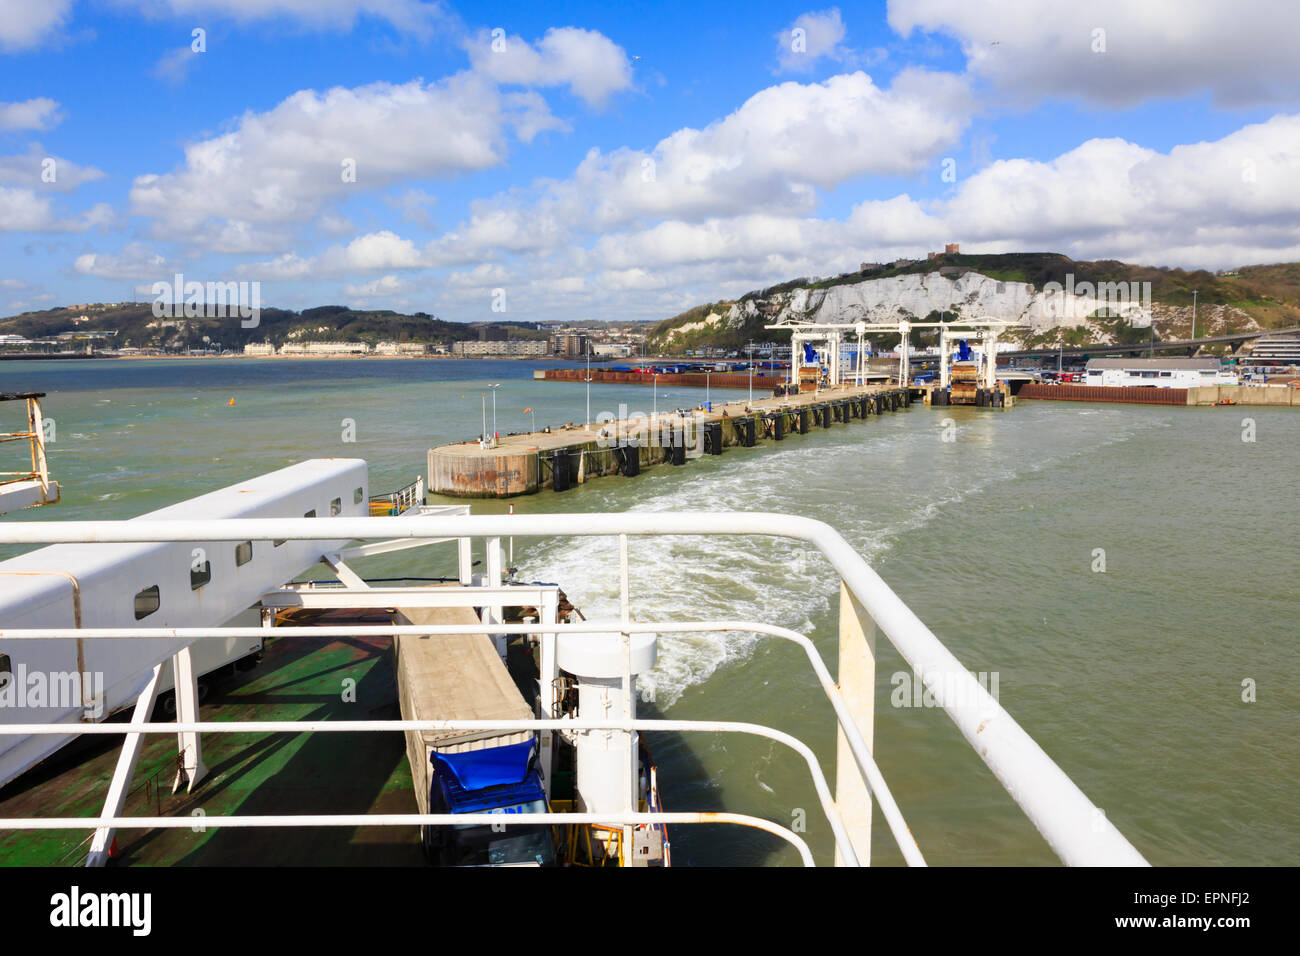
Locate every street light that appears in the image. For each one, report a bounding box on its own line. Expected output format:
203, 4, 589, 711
746, 344, 754, 403
488, 383, 501, 445
585, 340, 592, 426
1191, 289, 1198, 344
653, 373, 659, 421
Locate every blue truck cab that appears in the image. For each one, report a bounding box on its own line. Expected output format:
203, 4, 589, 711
423, 739, 557, 867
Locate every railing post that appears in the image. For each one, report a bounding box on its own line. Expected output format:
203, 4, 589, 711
171, 645, 208, 794
620, 534, 635, 862
485, 536, 504, 657
538, 588, 559, 801
87, 663, 163, 866
835, 580, 876, 866
457, 537, 472, 586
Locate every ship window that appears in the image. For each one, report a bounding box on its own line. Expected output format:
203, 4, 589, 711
304, 509, 316, 518
330, 497, 341, 516
190, 560, 211, 590
134, 586, 160, 620
354, 487, 364, 504
274, 539, 285, 547
235, 541, 253, 566
0, 654, 10, 689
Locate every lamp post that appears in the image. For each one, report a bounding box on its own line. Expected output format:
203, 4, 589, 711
488, 384, 501, 444
746, 343, 754, 403
653, 373, 659, 421
1191, 289, 1198, 345
705, 370, 710, 409
585, 340, 592, 426
480, 393, 487, 444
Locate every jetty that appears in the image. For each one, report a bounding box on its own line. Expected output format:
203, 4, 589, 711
429, 382, 913, 498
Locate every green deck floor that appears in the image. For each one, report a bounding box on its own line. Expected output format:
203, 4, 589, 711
0, 614, 425, 866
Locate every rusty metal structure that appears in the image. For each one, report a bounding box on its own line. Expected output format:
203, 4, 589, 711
0, 392, 59, 514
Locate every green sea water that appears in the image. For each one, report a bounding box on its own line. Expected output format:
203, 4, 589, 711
2, 357, 1296, 866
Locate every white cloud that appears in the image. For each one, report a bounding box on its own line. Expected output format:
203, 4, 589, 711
0, 188, 112, 233
421, 112, 1300, 320
775, 8, 849, 73
153, 46, 201, 85
386, 188, 437, 230
73, 243, 172, 279
526, 69, 972, 232
888, 0, 1300, 107
0, 0, 72, 52
342, 274, 411, 297
465, 26, 634, 109
0, 145, 106, 193
130, 73, 559, 240
237, 229, 427, 279
0, 98, 62, 131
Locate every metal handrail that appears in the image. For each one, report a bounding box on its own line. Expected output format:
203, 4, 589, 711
0, 811, 816, 866
0, 618, 924, 865
0, 511, 1150, 866
0, 718, 848, 867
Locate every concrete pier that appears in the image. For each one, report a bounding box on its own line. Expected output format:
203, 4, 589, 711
428, 383, 912, 498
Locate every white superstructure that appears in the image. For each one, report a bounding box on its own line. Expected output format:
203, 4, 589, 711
0, 458, 367, 788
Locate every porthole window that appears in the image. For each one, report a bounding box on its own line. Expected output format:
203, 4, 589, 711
134, 585, 160, 620
330, 497, 342, 516
353, 487, 364, 504
235, 541, 253, 566
190, 560, 211, 590
304, 509, 316, 518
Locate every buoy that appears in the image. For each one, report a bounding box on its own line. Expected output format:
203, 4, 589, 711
227, 398, 235, 406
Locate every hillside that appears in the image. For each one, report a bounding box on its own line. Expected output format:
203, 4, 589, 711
647, 253, 1300, 352
0, 303, 549, 352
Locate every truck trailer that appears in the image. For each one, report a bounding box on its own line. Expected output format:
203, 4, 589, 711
393, 604, 556, 866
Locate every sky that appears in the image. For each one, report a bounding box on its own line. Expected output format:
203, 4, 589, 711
1, 0, 1298, 324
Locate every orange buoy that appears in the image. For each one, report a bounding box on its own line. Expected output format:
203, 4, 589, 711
227, 398, 236, 406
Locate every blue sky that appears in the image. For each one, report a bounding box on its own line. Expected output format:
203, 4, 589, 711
1, 0, 1298, 323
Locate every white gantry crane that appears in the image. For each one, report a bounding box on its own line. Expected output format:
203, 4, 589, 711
767, 316, 1022, 389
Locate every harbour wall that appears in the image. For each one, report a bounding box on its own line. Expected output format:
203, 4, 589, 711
429, 386, 912, 498
1017, 383, 1299, 406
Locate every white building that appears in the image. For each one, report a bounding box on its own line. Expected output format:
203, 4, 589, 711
453, 339, 550, 356
243, 342, 276, 356
375, 341, 428, 355
280, 341, 370, 355
591, 342, 634, 358
1084, 357, 1238, 388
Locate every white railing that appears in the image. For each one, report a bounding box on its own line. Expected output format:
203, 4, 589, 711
0, 512, 1150, 867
